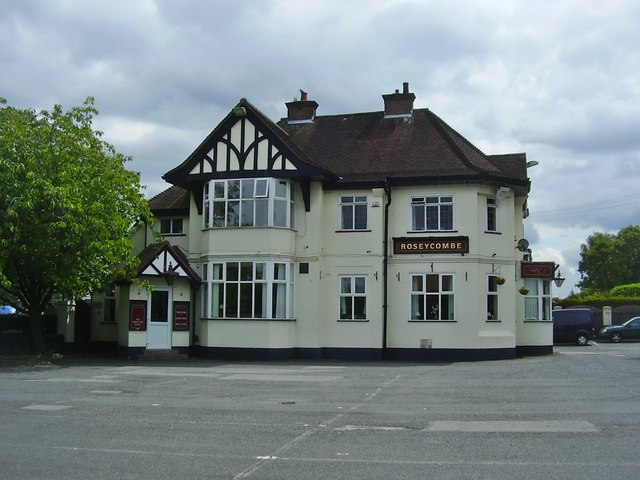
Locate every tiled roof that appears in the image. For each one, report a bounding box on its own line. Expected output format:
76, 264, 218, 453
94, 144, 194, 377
277, 108, 527, 186
137, 240, 200, 283
149, 185, 189, 213
162, 92, 529, 194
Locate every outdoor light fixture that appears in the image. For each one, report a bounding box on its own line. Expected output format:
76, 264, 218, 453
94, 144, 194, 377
163, 262, 179, 286
553, 270, 565, 288
526, 160, 539, 168
496, 187, 511, 200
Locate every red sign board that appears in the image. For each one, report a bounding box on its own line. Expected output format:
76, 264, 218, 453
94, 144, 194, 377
173, 302, 190, 331
129, 301, 146, 331
521, 262, 555, 279
393, 236, 469, 255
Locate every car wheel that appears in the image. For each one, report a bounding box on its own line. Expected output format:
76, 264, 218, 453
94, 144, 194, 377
611, 332, 623, 343
576, 333, 589, 346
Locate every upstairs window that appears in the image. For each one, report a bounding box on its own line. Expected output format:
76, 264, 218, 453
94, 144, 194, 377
203, 178, 294, 229
160, 218, 184, 235
340, 196, 368, 230
486, 198, 497, 232
412, 196, 454, 231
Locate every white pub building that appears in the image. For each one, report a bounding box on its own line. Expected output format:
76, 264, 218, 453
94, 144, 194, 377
59, 83, 557, 361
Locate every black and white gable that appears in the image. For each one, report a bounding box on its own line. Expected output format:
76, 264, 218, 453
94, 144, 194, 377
163, 98, 335, 211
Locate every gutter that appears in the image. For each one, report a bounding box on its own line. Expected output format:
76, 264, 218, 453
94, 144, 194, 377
382, 179, 392, 359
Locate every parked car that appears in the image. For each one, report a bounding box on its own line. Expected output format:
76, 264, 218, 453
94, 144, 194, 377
552, 308, 594, 346
599, 317, 640, 343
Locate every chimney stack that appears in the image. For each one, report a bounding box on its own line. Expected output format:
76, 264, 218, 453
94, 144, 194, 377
286, 89, 318, 124
382, 82, 416, 118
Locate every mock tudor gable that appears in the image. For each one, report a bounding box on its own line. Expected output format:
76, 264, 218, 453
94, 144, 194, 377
163, 98, 335, 212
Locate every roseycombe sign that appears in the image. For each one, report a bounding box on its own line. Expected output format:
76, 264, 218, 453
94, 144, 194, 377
393, 236, 469, 255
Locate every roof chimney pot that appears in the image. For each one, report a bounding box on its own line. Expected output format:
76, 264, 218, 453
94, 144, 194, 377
286, 89, 318, 124
382, 82, 416, 118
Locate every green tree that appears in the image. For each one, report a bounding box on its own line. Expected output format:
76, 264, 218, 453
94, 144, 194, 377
578, 225, 640, 292
0, 98, 152, 352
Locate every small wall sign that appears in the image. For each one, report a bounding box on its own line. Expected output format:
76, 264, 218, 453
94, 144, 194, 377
173, 301, 190, 331
129, 301, 147, 331
521, 262, 555, 279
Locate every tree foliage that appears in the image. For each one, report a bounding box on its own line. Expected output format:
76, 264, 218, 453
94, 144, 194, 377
0, 98, 152, 352
578, 225, 640, 292
610, 283, 640, 297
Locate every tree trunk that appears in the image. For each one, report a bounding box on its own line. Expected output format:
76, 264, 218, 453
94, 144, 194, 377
28, 311, 46, 354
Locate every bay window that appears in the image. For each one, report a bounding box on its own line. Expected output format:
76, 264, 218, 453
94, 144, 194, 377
203, 178, 294, 229
203, 260, 294, 320
524, 278, 552, 321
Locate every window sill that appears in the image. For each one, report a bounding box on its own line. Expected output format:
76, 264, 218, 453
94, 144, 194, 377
202, 226, 294, 232
335, 229, 371, 233
486, 319, 501, 322
408, 320, 457, 323
406, 230, 458, 234
484, 231, 502, 235
201, 317, 296, 322
160, 233, 186, 237
523, 319, 553, 323
337, 319, 369, 322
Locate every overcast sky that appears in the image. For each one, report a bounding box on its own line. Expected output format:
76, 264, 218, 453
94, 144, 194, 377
2, 0, 639, 297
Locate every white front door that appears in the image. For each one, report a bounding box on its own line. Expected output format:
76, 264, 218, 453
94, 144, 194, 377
147, 289, 171, 349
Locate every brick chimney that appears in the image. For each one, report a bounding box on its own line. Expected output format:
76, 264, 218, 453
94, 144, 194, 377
382, 82, 416, 118
286, 89, 319, 124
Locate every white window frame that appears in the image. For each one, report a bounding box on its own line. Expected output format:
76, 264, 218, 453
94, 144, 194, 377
203, 260, 294, 320
487, 275, 499, 321
486, 198, 497, 232
103, 284, 116, 323
160, 218, 184, 235
523, 278, 552, 321
340, 195, 368, 231
339, 275, 367, 321
410, 273, 455, 321
411, 195, 454, 231
203, 178, 293, 229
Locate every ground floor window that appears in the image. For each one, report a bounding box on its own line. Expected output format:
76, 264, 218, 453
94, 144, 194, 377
103, 284, 116, 323
411, 273, 454, 320
339, 275, 367, 320
524, 278, 551, 321
487, 275, 499, 320
202, 260, 294, 319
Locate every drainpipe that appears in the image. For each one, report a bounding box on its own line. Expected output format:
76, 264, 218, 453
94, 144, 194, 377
382, 179, 392, 359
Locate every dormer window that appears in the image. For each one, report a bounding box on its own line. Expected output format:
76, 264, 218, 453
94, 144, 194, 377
203, 178, 294, 229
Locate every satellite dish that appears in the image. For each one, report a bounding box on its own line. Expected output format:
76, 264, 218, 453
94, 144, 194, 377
516, 239, 530, 252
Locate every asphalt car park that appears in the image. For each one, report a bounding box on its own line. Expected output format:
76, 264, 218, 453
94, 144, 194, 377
1, 342, 640, 480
